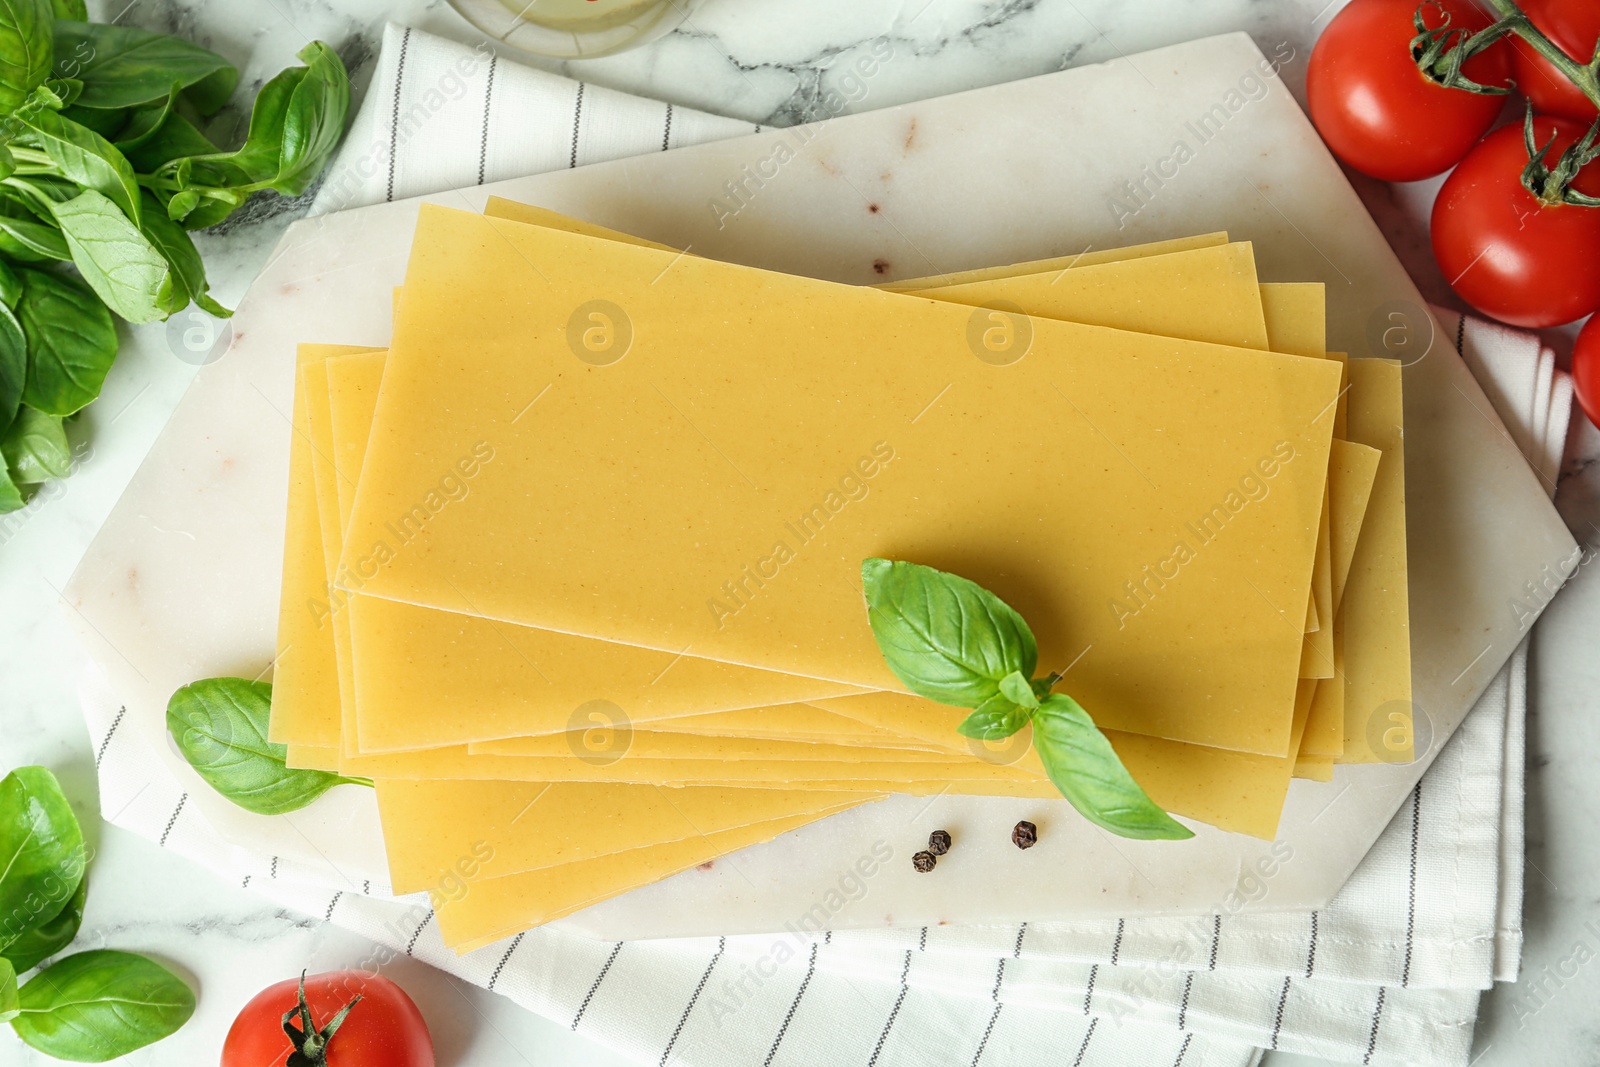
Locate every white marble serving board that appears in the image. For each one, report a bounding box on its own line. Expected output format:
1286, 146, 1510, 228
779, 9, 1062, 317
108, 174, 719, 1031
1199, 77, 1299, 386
65, 32, 1576, 940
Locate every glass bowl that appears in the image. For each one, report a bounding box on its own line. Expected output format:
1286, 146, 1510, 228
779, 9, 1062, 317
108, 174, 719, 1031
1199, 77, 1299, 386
447, 0, 705, 59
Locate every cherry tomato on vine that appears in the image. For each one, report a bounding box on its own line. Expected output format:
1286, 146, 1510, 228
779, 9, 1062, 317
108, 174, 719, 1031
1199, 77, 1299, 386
221, 971, 435, 1067
1308, 0, 1512, 181
1432, 116, 1600, 327
1572, 314, 1600, 431
1509, 0, 1600, 122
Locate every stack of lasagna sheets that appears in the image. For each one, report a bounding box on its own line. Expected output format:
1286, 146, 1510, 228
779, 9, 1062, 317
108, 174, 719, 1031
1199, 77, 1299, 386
266, 198, 1410, 950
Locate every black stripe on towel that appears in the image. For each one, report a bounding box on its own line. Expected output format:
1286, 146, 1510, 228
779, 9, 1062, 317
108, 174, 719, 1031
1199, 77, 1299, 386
1269, 976, 1291, 1049
95, 706, 126, 767
660, 937, 725, 1066
1402, 783, 1422, 986
1363, 987, 1387, 1064
970, 957, 1007, 1066
488, 932, 524, 992
159, 793, 186, 846
867, 950, 914, 1067
1306, 911, 1320, 978
763, 942, 818, 1066
572, 942, 623, 1030
1071, 1017, 1098, 1066
386, 26, 412, 201
569, 82, 586, 169
405, 910, 432, 956
477, 53, 498, 185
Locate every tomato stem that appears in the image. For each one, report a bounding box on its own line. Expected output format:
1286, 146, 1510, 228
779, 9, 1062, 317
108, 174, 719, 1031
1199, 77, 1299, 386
1411, 3, 1513, 95
1476, 0, 1600, 111
279, 972, 363, 1067
1519, 106, 1600, 207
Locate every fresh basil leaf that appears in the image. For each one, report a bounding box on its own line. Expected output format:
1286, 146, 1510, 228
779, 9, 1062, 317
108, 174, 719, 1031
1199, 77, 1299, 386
56, 102, 126, 138
13, 949, 194, 1061
50, 187, 172, 322
0, 0, 53, 115
16, 266, 118, 416
180, 64, 236, 117
2, 174, 76, 216
270, 41, 349, 195
1, 869, 84, 974
119, 109, 216, 174
173, 189, 237, 230
168, 677, 363, 814
0, 767, 86, 958
111, 89, 176, 152
0, 456, 21, 510
51, 22, 237, 112
0, 956, 17, 1024
1032, 693, 1194, 841
0, 211, 66, 261
2, 403, 67, 481
16, 109, 141, 225
49, 0, 87, 20
162, 187, 200, 223
136, 189, 221, 316
998, 670, 1039, 709
956, 691, 1032, 741
0, 297, 22, 434
31, 75, 76, 109
861, 558, 1038, 708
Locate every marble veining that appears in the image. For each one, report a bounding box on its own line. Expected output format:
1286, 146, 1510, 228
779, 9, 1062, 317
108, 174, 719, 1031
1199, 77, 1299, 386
5, 1, 1597, 1064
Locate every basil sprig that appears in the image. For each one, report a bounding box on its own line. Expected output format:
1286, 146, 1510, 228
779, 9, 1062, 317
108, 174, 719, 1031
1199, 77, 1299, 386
862, 559, 1194, 841
0, 766, 195, 1061
0, 12, 351, 517
167, 677, 369, 815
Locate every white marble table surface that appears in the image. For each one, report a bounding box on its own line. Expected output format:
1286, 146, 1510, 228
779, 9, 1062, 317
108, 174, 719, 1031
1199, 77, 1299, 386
6, 1, 1597, 1064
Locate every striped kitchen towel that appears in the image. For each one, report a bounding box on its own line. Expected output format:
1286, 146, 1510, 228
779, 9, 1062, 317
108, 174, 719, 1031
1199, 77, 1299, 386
76, 21, 1571, 1067
311, 23, 761, 215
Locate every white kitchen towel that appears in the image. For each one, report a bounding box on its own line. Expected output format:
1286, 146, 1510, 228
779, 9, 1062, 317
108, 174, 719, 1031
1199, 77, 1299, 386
1426, 301, 1576, 984
73, 21, 1571, 1067
311, 23, 761, 216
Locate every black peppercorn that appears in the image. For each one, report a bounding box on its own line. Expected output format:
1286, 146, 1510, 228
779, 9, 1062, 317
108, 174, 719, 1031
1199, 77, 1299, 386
927, 829, 952, 856
1012, 820, 1038, 849
912, 850, 937, 872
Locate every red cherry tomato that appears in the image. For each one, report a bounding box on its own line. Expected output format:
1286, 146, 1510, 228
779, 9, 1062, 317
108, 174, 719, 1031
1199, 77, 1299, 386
222, 972, 435, 1067
1509, 0, 1600, 122
1308, 0, 1512, 181
1432, 116, 1600, 327
1573, 314, 1600, 430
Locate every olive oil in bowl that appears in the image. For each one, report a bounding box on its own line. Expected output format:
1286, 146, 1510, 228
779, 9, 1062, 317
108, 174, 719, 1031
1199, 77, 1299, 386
450, 0, 703, 58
